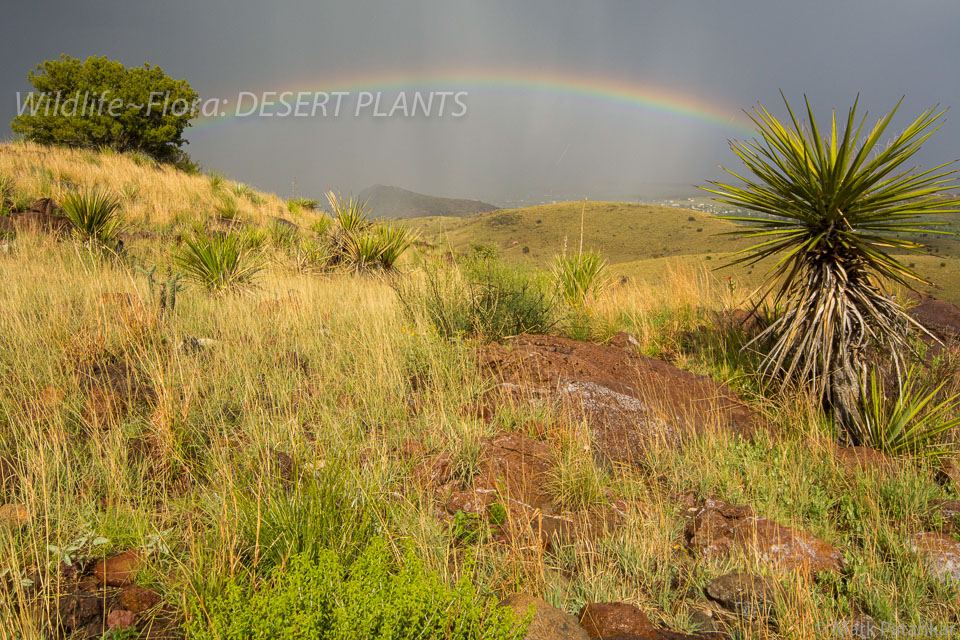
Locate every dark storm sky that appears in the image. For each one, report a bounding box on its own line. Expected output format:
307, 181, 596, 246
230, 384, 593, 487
2, 1, 959, 203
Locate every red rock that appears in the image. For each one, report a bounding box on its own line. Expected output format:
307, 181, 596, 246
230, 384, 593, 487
578, 602, 656, 638
94, 550, 142, 587
687, 499, 843, 574
835, 446, 896, 476
120, 584, 161, 613
480, 334, 760, 465
107, 608, 138, 631
500, 594, 590, 640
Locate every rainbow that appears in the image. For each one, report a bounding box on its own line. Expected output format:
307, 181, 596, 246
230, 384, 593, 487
188, 68, 754, 135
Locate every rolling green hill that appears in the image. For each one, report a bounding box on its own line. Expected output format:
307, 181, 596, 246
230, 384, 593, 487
403, 200, 960, 303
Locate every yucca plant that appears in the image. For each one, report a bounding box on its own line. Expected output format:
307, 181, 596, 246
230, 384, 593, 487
702, 95, 960, 434
61, 189, 123, 245
553, 250, 608, 307
174, 233, 264, 294
857, 367, 960, 458
375, 224, 416, 270
288, 197, 319, 212
345, 230, 385, 271
326, 190, 372, 264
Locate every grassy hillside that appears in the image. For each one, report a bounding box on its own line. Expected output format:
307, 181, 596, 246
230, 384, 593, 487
0, 141, 305, 227
358, 184, 497, 219
405, 201, 960, 303
3, 144, 960, 638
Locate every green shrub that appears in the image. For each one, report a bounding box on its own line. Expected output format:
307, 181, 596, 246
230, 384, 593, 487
310, 216, 333, 236
187, 539, 527, 640
174, 232, 264, 294
61, 188, 123, 245
855, 367, 960, 458
11, 55, 198, 164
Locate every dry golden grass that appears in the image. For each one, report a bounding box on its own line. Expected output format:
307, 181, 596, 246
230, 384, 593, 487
0, 141, 300, 227
1, 146, 960, 638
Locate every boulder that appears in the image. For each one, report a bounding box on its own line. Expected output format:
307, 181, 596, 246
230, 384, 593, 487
94, 550, 142, 587
107, 608, 137, 631
13, 198, 71, 235
835, 446, 897, 476
120, 585, 161, 613
706, 573, 780, 619
578, 602, 656, 638
500, 594, 591, 640
907, 292, 960, 346
0, 503, 30, 526
480, 334, 760, 465
912, 532, 960, 583
686, 499, 843, 574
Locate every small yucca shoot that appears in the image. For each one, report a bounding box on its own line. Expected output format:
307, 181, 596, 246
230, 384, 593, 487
553, 250, 608, 306
174, 233, 264, 294
856, 367, 960, 458
61, 189, 123, 245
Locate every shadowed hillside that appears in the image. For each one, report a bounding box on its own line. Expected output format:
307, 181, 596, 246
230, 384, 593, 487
358, 184, 497, 219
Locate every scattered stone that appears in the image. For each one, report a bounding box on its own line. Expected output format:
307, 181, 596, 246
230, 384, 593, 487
269, 216, 298, 230
480, 335, 760, 465
94, 550, 142, 587
608, 331, 642, 351
499, 594, 590, 640
715, 309, 767, 336
578, 602, 655, 638
13, 198, 71, 236
0, 503, 30, 526
120, 585, 161, 613
938, 500, 960, 521
912, 532, 960, 583
907, 292, 960, 347
686, 499, 843, 574
835, 446, 897, 476
57, 592, 103, 635
107, 608, 138, 631
706, 573, 780, 619
178, 336, 218, 353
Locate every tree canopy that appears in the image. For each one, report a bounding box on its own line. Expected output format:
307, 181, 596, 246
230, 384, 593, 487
11, 55, 198, 166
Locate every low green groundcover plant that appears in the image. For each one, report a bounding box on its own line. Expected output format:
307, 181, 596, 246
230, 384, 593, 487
187, 538, 527, 640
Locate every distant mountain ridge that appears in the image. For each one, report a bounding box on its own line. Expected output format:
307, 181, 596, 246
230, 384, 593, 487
358, 185, 497, 219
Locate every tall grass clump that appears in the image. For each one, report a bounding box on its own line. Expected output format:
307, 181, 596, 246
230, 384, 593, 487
702, 95, 960, 437
174, 232, 264, 294
394, 248, 555, 342
61, 188, 123, 245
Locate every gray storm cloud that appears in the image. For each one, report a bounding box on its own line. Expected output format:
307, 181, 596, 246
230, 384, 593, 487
2, 0, 958, 204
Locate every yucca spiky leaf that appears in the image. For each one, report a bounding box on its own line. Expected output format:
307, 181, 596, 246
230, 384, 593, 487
61, 189, 123, 244
700, 94, 960, 432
